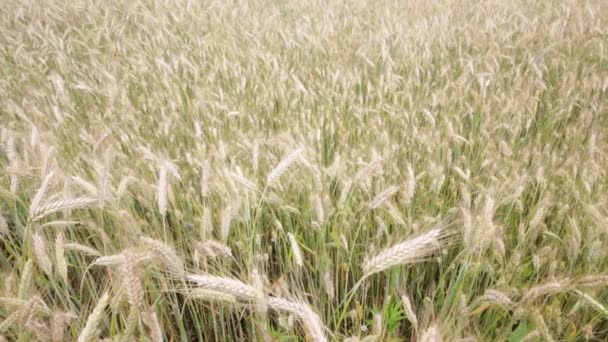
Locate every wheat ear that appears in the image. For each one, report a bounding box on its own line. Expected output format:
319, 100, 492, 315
119, 250, 144, 307
186, 274, 258, 301
266, 148, 303, 185
577, 274, 608, 288
481, 289, 513, 306
29, 171, 55, 217
64, 243, 101, 257
362, 227, 453, 277
55, 231, 68, 283
51, 312, 76, 342
157, 163, 168, 215
201, 159, 210, 198
267, 296, 327, 342
30, 197, 97, 221
324, 271, 335, 301
0, 214, 8, 236
142, 310, 163, 342
400, 294, 418, 330
419, 323, 442, 342
18, 259, 34, 299
201, 206, 213, 239
140, 237, 185, 277
78, 292, 109, 342
186, 288, 238, 304
520, 279, 571, 303
32, 231, 52, 276
288, 233, 303, 267
369, 185, 400, 209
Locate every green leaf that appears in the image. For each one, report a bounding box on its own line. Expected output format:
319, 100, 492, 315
508, 321, 529, 342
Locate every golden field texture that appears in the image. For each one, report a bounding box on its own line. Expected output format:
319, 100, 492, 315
1, 0, 608, 340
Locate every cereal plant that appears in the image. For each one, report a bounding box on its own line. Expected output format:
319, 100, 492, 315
1, 0, 607, 340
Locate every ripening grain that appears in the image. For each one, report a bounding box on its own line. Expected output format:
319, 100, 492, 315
1, 0, 607, 340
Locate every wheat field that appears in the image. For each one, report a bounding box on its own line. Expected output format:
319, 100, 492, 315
1, 0, 607, 341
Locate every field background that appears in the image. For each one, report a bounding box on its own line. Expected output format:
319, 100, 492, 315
1, 0, 608, 341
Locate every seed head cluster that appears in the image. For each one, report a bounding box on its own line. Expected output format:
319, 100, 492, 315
0, 0, 607, 340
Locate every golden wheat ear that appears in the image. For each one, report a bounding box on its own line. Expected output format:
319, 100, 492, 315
140, 236, 185, 277
186, 273, 259, 302
267, 296, 328, 342
30, 197, 97, 222
78, 292, 109, 342
362, 212, 459, 278
266, 148, 304, 186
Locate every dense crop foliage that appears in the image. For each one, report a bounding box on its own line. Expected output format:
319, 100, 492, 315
1, 0, 608, 340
